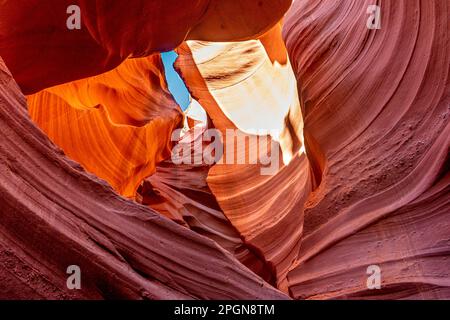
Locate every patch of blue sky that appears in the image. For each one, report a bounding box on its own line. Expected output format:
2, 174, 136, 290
161, 51, 191, 111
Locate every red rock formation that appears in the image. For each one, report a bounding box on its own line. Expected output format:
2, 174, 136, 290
0, 0, 448, 301
0, 57, 288, 299
0, 0, 291, 94
283, 0, 450, 299
27, 55, 183, 198
138, 125, 274, 283
175, 24, 311, 290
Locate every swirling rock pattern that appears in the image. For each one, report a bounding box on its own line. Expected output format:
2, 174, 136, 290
0, 0, 449, 300
283, 0, 450, 299
27, 55, 183, 198
177, 24, 304, 161
176, 25, 311, 290
0, 57, 288, 299
138, 125, 274, 282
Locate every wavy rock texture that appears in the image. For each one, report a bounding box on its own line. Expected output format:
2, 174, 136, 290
0, 57, 288, 300
0, 0, 449, 300
27, 55, 183, 198
177, 24, 304, 162
283, 0, 450, 299
176, 24, 311, 290
0, 0, 291, 94
138, 125, 274, 283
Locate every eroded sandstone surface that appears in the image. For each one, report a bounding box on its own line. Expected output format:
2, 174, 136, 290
0, 0, 448, 299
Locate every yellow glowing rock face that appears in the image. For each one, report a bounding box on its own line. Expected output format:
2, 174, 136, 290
180, 24, 304, 164
175, 25, 311, 288
27, 55, 183, 198
42, 55, 180, 127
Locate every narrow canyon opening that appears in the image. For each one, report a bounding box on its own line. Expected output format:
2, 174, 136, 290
24, 30, 310, 291
1, 0, 449, 301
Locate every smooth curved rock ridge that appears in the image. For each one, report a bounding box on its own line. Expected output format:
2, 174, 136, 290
27, 55, 183, 198
39, 55, 182, 127
0, 0, 292, 94
283, 0, 450, 299
0, 0, 448, 301
0, 57, 288, 300
176, 25, 311, 290
138, 125, 274, 283
179, 24, 304, 163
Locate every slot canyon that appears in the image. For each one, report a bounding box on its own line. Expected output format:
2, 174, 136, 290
0, 0, 449, 300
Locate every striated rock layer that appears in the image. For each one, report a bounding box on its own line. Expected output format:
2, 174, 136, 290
27, 55, 183, 198
138, 125, 274, 283
0, 57, 288, 300
176, 24, 311, 290
0, 0, 449, 300
283, 0, 450, 299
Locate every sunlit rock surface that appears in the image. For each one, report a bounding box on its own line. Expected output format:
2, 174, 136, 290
176, 24, 311, 290
0, 57, 288, 300
0, 0, 449, 300
27, 55, 183, 198
178, 24, 304, 162
138, 125, 274, 283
